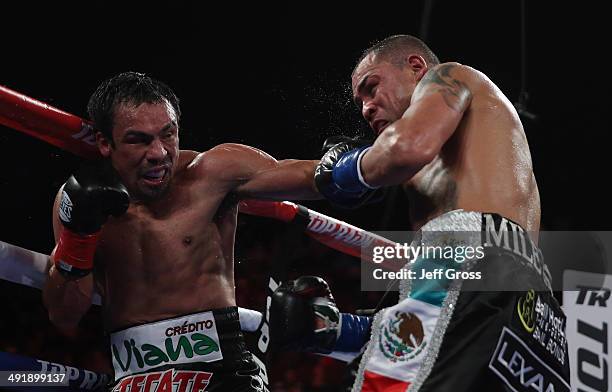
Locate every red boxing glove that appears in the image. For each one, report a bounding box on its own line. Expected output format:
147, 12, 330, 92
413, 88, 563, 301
53, 229, 100, 277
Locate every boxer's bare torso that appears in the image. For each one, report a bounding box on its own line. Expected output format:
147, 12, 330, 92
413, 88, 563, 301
47, 101, 318, 333
353, 58, 540, 233
94, 151, 239, 331
404, 65, 540, 232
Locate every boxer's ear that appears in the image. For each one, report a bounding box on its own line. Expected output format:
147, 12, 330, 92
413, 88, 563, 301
96, 131, 112, 157
406, 54, 428, 81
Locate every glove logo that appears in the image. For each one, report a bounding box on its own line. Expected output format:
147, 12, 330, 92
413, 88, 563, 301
312, 300, 340, 333
59, 191, 73, 223
379, 311, 426, 362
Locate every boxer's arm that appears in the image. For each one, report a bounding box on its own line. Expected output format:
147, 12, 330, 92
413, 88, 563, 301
198, 143, 320, 199
42, 187, 94, 336
237, 158, 320, 199
361, 62, 473, 187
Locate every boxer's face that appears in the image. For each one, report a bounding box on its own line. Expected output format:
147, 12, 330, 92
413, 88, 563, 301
97, 100, 179, 202
352, 53, 421, 135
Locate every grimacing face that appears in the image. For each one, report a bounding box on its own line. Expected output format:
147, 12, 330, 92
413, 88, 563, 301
97, 100, 179, 202
351, 53, 420, 135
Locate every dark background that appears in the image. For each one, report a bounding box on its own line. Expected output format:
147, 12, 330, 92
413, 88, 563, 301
0, 1, 609, 390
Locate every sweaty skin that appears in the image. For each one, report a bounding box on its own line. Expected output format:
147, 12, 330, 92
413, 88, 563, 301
45, 101, 319, 332
352, 54, 540, 233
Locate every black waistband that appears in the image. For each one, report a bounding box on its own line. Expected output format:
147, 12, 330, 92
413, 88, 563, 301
480, 213, 539, 256
479, 213, 551, 290
110, 306, 251, 380
414, 212, 552, 291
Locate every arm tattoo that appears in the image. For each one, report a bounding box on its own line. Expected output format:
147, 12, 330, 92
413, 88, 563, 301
418, 64, 471, 112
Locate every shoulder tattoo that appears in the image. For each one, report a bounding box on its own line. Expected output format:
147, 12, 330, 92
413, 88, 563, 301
418, 64, 471, 112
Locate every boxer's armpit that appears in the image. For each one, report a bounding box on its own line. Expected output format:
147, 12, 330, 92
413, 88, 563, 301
415, 63, 472, 113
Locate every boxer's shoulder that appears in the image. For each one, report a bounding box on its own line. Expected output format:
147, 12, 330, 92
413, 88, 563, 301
177, 144, 275, 191
168, 149, 203, 180
205, 143, 274, 159
422, 62, 493, 92
188, 144, 275, 176
420, 63, 511, 115
422, 62, 467, 80
427, 62, 481, 80
179, 149, 200, 164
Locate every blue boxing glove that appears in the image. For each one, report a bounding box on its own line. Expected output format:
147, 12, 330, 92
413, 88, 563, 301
333, 312, 371, 358
314, 138, 380, 209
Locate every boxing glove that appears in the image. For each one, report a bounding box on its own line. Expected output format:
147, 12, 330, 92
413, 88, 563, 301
315, 137, 383, 209
53, 163, 129, 277
270, 276, 371, 355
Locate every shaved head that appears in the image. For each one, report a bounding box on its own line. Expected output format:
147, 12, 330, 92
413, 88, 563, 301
354, 35, 439, 74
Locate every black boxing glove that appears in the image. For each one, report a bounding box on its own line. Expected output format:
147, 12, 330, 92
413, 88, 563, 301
53, 163, 129, 277
269, 276, 341, 354
315, 136, 384, 209
320, 136, 372, 155
59, 163, 130, 233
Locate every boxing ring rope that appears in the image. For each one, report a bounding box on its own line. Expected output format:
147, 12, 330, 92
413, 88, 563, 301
0, 85, 99, 159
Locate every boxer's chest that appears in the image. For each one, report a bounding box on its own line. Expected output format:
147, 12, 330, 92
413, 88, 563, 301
404, 156, 458, 227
